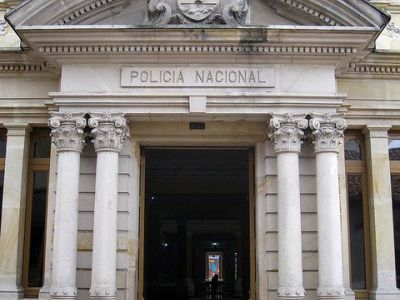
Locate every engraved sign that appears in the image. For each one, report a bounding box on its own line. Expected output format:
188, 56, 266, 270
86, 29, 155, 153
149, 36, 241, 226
121, 66, 275, 88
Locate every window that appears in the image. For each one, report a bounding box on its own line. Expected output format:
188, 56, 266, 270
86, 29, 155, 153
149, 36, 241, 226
0, 129, 6, 234
389, 134, 400, 288
23, 128, 51, 298
345, 132, 371, 297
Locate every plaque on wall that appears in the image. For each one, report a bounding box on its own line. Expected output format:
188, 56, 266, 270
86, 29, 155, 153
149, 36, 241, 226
120, 66, 275, 88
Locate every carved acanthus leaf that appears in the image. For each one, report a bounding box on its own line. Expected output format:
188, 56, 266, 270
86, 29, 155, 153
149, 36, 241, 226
310, 113, 347, 153
48, 113, 86, 153
89, 113, 129, 153
268, 113, 308, 154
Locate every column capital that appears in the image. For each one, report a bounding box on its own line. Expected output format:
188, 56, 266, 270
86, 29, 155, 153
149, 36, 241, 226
310, 113, 347, 154
88, 113, 129, 153
49, 112, 86, 153
4, 124, 31, 136
268, 113, 308, 154
362, 126, 391, 139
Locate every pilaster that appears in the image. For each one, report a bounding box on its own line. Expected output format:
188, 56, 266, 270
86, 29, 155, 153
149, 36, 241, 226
363, 126, 400, 300
0, 125, 30, 300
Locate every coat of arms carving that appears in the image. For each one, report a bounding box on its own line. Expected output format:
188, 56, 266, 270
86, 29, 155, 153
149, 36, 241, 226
177, 0, 219, 21
147, 0, 248, 25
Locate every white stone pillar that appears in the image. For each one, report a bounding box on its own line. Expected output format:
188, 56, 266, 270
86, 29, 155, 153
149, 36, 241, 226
88, 113, 129, 300
0, 125, 30, 300
310, 113, 347, 300
363, 126, 400, 300
49, 113, 86, 300
269, 113, 307, 300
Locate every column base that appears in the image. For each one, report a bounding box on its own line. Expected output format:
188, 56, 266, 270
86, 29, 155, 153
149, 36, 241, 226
50, 286, 77, 299
344, 287, 355, 300
89, 287, 117, 300
0, 291, 24, 300
278, 287, 306, 299
370, 288, 400, 300
317, 287, 345, 300
39, 285, 50, 299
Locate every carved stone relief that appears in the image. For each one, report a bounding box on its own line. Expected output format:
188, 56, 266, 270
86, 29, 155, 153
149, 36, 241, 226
309, 113, 347, 153
268, 113, 308, 154
88, 113, 130, 153
147, 0, 248, 25
48, 112, 86, 153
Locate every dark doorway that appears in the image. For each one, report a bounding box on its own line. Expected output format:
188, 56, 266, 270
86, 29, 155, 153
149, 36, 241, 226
143, 149, 251, 300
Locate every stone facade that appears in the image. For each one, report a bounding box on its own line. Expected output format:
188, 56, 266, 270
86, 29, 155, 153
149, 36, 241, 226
0, 0, 400, 300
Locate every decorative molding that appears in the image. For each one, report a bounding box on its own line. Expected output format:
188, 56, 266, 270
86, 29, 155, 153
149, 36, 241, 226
348, 62, 400, 75
37, 44, 357, 56
88, 112, 129, 153
6, 0, 388, 28
387, 21, 400, 39
277, 286, 306, 298
268, 113, 308, 154
309, 113, 347, 153
0, 17, 8, 35
0, 62, 48, 73
49, 286, 78, 298
147, 0, 248, 25
57, 0, 125, 25
316, 286, 346, 299
270, 0, 339, 26
89, 287, 117, 298
48, 112, 86, 153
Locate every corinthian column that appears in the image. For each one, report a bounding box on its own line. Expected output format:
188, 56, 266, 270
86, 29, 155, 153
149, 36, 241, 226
310, 113, 347, 300
269, 113, 307, 300
49, 113, 86, 300
88, 113, 129, 300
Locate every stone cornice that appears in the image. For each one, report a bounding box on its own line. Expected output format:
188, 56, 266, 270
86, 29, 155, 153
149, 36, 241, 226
370, 1, 400, 14
11, 26, 379, 69
6, 0, 130, 26
0, 50, 54, 74
269, 0, 389, 28
338, 51, 400, 78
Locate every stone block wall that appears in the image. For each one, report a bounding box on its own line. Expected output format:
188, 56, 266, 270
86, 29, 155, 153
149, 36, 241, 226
75, 140, 137, 300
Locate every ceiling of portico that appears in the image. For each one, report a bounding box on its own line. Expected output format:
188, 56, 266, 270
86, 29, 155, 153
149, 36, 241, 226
6, 0, 389, 28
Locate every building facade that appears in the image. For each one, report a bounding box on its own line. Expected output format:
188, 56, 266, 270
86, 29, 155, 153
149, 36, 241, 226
0, 0, 400, 300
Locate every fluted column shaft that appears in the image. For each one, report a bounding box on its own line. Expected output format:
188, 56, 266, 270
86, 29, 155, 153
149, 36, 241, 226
49, 113, 86, 300
310, 113, 347, 300
269, 113, 307, 300
89, 113, 129, 300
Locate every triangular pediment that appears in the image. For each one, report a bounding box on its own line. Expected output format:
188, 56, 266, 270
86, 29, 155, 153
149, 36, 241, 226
6, 0, 389, 28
